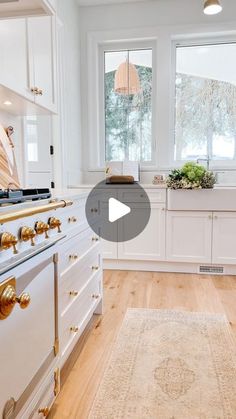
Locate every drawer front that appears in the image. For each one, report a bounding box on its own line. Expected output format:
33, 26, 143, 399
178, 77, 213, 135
119, 188, 166, 203
60, 198, 88, 235
60, 272, 102, 357
20, 366, 60, 419
59, 246, 101, 315
59, 227, 100, 275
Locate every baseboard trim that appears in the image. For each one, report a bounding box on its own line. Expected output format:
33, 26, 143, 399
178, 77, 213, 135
103, 259, 236, 275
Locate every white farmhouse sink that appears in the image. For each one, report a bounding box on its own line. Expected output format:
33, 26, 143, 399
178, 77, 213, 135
167, 188, 236, 211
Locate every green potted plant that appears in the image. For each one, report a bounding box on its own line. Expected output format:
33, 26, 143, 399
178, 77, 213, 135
166, 162, 216, 189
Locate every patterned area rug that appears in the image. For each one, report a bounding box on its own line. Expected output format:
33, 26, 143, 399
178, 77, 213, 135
89, 309, 236, 419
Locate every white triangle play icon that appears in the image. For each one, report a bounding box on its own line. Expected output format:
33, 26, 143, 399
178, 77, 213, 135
109, 198, 131, 223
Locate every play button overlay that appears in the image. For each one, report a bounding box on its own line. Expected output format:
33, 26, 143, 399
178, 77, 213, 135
109, 198, 131, 223
85, 180, 151, 243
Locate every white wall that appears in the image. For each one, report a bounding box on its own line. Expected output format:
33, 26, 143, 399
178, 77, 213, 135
57, 0, 82, 187
79, 0, 236, 185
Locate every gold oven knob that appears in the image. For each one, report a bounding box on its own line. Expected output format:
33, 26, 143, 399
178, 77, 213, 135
48, 217, 62, 233
20, 227, 36, 246
35, 221, 49, 239
0, 232, 18, 254
0, 278, 31, 320
38, 407, 50, 417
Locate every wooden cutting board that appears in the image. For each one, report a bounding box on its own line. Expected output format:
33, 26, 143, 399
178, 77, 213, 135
0, 124, 20, 189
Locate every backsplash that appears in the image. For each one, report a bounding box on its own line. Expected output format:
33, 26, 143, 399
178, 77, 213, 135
0, 110, 24, 187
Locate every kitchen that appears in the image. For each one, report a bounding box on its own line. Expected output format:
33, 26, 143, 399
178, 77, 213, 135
0, 0, 236, 418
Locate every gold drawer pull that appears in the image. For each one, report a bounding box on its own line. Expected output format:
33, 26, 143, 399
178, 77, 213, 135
70, 326, 79, 333
92, 237, 99, 242
69, 291, 78, 297
92, 266, 99, 271
92, 294, 100, 300
38, 407, 50, 417
91, 208, 98, 213
68, 216, 77, 223
69, 254, 79, 261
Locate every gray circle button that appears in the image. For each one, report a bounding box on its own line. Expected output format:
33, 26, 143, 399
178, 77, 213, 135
85, 181, 151, 243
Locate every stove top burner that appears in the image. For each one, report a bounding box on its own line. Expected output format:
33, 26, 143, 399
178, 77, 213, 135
0, 189, 51, 205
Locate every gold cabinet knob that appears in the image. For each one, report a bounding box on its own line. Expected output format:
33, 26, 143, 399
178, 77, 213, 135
38, 407, 50, 417
37, 88, 43, 96
69, 254, 79, 261
68, 216, 77, 223
69, 290, 78, 297
48, 217, 62, 233
91, 208, 98, 213
70, 326, 79, 333
0, 232, 18, 254
35, 221, 50, 239
92, 266, 99, 271
92, 237, 99, 242
0, 282, 30, 320
20, 226, 36, 246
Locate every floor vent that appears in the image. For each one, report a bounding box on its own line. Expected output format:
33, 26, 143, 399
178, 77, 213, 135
199, 265, 224, 274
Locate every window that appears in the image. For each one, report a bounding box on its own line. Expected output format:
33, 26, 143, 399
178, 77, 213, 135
175, 43, 236, 162
104, 48, 153, 163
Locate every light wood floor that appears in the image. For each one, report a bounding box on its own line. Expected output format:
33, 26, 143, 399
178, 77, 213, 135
49, 270, 236, 419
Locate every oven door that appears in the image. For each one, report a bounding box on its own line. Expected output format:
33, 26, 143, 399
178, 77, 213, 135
0, 245, 59, 419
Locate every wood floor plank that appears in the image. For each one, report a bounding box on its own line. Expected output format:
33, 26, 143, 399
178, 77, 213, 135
49, 270, 236, 419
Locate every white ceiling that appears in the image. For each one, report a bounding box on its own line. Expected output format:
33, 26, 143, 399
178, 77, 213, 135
78, 0, 148, 6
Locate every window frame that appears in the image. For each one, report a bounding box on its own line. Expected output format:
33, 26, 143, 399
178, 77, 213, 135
98, 40, 157, 169
171, 35, 236, 170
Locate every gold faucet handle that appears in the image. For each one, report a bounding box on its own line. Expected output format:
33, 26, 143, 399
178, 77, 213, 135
0, 232, 18, 254
48, 217, 62, 233
20, 227, 36, 246
35, 221, 50, 239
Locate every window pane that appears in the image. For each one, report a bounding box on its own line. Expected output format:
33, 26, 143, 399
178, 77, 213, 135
104, 49, 152, 162
175, 43, 236, 161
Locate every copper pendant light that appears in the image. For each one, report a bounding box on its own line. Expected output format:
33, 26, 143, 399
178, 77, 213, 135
114, 60, 141, 95
204, 0, 222, 15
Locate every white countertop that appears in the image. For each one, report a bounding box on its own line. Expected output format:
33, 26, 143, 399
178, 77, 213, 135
69, 183, 167, 189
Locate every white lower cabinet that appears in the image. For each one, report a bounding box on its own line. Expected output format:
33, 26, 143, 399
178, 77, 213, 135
166, 211, 212, 263
118, 204, 166, 261
212, 212, 236, 265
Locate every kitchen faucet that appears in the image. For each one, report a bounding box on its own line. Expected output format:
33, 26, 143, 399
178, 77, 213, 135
197, 156, 210, 170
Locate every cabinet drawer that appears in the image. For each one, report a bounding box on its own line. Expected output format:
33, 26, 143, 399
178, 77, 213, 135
60, 199, 88, 235
60, 272, 102, 358
59, 246, 101, 315
59, 227, 100, 275
120, 189, 166, 203
20, 366, 59, 419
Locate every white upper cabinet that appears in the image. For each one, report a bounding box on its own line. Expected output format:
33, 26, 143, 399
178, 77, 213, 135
212, 212, 236, 265
0, 15, 57, 114
0, 0, 56, 19
0, 19, 31, 99
28, 16, 57, 112
166, 211, 212, 263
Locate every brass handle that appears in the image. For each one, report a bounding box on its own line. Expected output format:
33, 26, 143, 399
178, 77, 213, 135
20, 226, 36, 246
92, 237, 99, 242
68, 216, 77, 223
91, 208, 98, 213
92, 266, 99, 271
70, 326, 79, 333
0, 232, 18, 254
69, 290, 78, 297
38, 407, 50, 417
31, 87, 38, 94
69, 254, 79, 261
0, 280, 30, 320
48, 217, 62, 233
92, 294, 100, 299
35, 221, 50, 239
37, 88, 43, 96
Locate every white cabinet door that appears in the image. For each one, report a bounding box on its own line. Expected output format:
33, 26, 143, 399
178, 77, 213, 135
212, 212, 236, 265
166, 211, 212, 263
101, 239, 118, 259
28, 16, 57, 112
118, 204, 166, 261
0, 19, 32, 100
